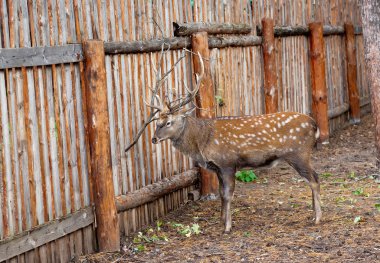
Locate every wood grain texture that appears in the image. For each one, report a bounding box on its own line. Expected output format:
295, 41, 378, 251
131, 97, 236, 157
191, 32, 219, 196
344, 23, 360, 123
83, 40, 120, 252
0, 206, 94, 262
173, 22, 251, 36
116, 169, 199, 212
0, 45, 83, 69
309, 22, 329, 143
262, 18, 278, 113
0, 1, 369, 260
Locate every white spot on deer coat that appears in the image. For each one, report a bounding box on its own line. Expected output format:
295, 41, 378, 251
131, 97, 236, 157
290, 128, 294, 133
315, 128, 320, 139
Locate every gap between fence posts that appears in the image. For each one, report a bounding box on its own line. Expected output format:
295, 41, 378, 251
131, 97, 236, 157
83, 40, 120, 252
309, 22, 330, 144
262, 18, 278, 113
191, 32, 219, 197
344, 23, 361, 124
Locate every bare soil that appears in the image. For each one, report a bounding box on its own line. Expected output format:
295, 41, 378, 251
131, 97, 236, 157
78, 115, 380, 263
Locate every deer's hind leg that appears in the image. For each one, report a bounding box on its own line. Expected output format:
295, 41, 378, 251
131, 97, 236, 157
218, 168, 236, 233
284, 154, 322, 224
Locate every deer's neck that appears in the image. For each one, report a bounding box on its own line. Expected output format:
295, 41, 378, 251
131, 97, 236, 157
171, 117, 213, 161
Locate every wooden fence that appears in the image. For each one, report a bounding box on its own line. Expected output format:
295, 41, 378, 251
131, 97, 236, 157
0, 0, 369, 262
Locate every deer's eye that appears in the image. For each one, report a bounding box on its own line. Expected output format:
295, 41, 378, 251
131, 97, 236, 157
166, 121, 172, 127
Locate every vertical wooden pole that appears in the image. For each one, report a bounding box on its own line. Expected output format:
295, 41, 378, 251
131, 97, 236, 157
309, 22, 329, 144
361, 0, 380, 167
262, 18, 278, 113
191, 32, 219, 197
344, 23, 360, 124
83, 40, 120, 251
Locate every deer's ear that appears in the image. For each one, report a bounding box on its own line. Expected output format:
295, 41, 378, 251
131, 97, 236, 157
163, 101, 170, 113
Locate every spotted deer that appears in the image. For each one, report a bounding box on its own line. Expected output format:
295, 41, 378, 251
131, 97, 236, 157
137, 52, 322, 233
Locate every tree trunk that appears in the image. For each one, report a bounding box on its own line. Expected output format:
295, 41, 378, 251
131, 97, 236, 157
361, 0, 380, 167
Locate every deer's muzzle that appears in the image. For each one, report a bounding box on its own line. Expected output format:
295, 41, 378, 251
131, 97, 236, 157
152, 137, 158, 144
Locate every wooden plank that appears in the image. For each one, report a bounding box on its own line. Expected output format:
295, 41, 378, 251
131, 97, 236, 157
0, 206, 94, 262
0, 44, 83, 69
83, 40, 120, 252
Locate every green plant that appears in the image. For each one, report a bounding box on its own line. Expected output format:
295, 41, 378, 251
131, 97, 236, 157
354, 216, 361, 224
134, 244, 145, 252
320, 172, 333, 179
243, 231, 251, 237
352, 187, 369, 197
235, 170, 257, 182
156, 220, 163, 231
133, 229, 169, 245
353, 187, 364, 195
172, 223, 201, 237
335, 196, 346, 204
348, 171, 357, 179
215, 95, 225, 107
375, 203, 380, 212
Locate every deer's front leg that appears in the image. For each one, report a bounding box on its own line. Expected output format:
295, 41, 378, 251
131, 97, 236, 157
220, 168, 236, 233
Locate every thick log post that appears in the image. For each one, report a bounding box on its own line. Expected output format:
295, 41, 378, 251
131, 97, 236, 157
309, 22, 329, 144
361, 0, 380, 167
191, 32, 219, 197
83, 40, 120, 251
262, 18, 278, 113
344, 23, 360, 123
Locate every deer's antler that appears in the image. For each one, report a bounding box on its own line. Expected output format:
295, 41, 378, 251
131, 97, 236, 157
125, 45, 186, 152
167, 51, 204, 114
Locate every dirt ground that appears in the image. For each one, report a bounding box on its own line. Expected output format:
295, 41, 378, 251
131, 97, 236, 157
78, 114, 380, 263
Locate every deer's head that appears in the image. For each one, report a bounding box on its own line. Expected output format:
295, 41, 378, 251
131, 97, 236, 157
147, 52, 204, 145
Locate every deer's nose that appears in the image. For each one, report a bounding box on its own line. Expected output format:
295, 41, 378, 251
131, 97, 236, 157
152, 137, 158, 144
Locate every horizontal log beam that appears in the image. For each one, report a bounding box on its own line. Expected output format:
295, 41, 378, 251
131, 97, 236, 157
115, 169, 199, 213
0, 206, 94, 261
323, 25, 344, 35
0, 44, 83, 69
208, 35, 262, 48
328, 103, 349, 119
328, 97, 371, 119
105, 35, 262, 55
104, 37, 191, 54
257, 25, 362, 37
173, 22, 251, 36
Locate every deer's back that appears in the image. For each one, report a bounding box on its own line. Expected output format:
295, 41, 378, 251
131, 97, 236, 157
202, 112, 318, 169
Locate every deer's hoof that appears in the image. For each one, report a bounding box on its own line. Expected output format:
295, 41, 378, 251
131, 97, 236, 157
223, 228, 231, 234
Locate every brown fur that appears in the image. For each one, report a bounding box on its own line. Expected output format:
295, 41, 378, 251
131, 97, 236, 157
152, 111, 322, 232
